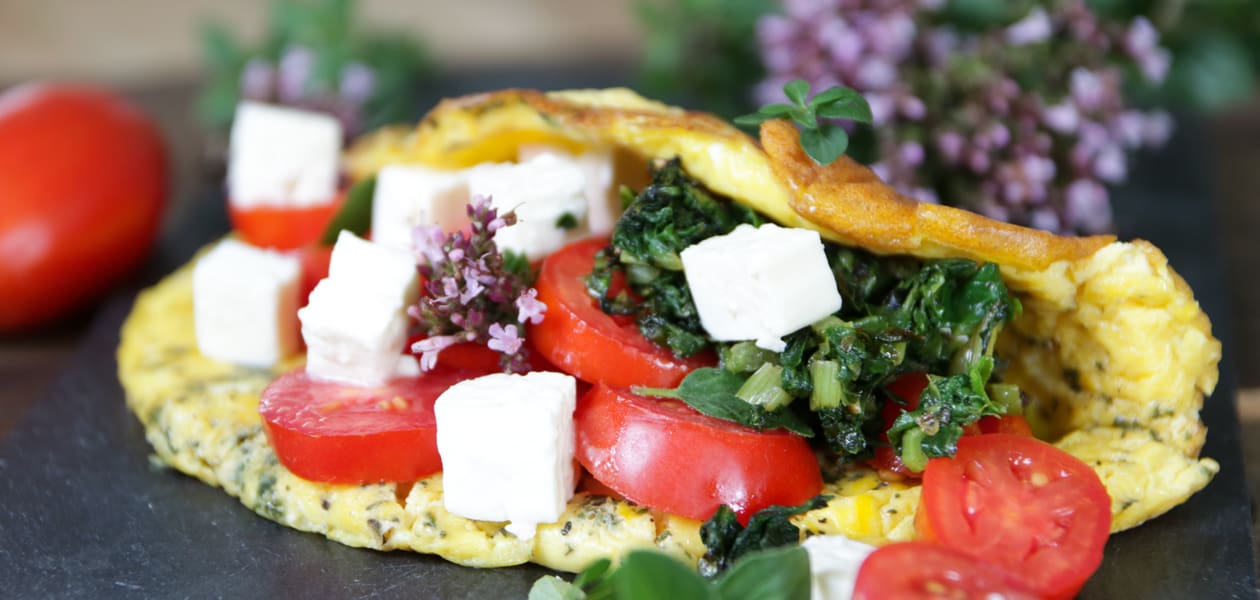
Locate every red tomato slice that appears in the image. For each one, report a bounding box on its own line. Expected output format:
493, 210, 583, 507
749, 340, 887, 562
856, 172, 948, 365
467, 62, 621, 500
259, 367, 474, 484
229, 191, 344, 251
916, 434, 1112, 600
976, 414, 1034, 436
853, 542, 1039, 600
530, 238, 715, 389
574, 384, 822, 523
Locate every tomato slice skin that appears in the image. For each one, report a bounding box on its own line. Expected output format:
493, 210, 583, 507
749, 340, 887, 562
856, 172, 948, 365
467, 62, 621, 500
260, 367, 474, 484
229, 191, 344, 251
917, 434, 1112, 600
530, 237, 715, 389
853, 542, 1040, 600
574, 384, 822, 523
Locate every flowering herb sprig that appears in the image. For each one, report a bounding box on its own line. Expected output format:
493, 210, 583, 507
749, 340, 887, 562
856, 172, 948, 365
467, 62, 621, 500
753, 0, 1174, 234
408, 195, 545, 373
735, 80, 873, 165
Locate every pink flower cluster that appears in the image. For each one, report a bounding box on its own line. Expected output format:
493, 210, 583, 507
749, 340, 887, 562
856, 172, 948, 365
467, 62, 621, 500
756, 0, 1173, 234
408, 196, 545, 373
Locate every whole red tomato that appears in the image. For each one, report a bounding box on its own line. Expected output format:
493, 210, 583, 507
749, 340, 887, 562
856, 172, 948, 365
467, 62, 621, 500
0, 83, 167, 332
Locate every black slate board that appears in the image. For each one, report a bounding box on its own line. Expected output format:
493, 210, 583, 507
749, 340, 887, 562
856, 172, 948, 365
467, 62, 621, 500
1, 70, 1256, 599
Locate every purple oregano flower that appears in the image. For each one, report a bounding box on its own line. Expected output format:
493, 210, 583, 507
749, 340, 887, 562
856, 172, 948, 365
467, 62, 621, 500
407, 195, 546, 373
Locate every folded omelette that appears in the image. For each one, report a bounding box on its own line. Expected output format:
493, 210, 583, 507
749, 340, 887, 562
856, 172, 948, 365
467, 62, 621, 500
118, 88, 1220, 572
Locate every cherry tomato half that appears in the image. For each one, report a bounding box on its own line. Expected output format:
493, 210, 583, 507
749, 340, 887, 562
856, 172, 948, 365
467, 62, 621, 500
530, 237, 715, 389
574, 384, 822, 523
853, 542, 1039, 600
916, 434, 1112, 600
0, 84, 166, 331
260, 367, 475, 484
228, 190, 343, 251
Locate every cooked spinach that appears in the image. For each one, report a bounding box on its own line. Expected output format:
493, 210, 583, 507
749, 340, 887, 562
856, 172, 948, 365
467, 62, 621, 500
698, 497, 829, 577
586, 158, 1023, 464
585, 159, 762, 357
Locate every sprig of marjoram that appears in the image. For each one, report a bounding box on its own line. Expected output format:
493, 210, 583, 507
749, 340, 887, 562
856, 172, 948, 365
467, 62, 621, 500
408, 195, 545, 373
734, 80, 872, 166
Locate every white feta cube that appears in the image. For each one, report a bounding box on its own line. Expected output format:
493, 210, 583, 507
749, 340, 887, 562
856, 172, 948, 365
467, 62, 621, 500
435, 371, 578, 540
680, 223, 842, 352
467, 153, 589, 260
227, 101, 342, 209
298, 232, 419, 386
193, 239, 301, 367
802, 535, 876, 600
326, 230, 419, 307
370, 164, 471, 251
518, 145, 621, 236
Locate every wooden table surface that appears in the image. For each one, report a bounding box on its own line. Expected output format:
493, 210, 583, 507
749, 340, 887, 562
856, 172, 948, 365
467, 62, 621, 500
2, 81, 1258, 560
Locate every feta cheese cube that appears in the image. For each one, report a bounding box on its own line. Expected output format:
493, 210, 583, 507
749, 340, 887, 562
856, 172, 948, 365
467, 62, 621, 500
227, 101, 342, 209
434, 371, 578, 540
326, 230, 419, 306
680, 223, 842, 352
298, 232, 419, 386
467, 153, 589, 260
370, 164, 471, 251
802, 535, 876, 600
193, 239, 301, 367
518, 145, 621, 235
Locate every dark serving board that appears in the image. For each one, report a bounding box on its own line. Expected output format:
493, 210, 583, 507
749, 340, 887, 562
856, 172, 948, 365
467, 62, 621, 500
1, 68, 1256, 598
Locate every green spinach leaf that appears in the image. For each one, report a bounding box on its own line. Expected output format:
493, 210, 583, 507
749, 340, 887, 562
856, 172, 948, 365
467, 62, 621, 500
698, 497, 829, 577
635, 368, 814, 437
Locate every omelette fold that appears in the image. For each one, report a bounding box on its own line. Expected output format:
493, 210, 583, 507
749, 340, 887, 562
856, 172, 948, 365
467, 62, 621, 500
119, 88, 1221, 571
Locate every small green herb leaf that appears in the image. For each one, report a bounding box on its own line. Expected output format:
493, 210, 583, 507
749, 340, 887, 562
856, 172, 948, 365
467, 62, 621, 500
799, 124, 850, 166
783, 79, 811, 105
635, 368, 814, 437
715, 546, 812, 600
529, 575, 588, 600
815, 97, 873, 124
735, 81, 871, 166
319, 175, 377, 245
615, 551, 715, 599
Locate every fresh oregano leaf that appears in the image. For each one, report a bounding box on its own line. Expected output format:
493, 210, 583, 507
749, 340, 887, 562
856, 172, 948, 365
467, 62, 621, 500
634, 368, 814, 437
528, 575, 588, 600
613, 551, 714, 600
783, 79, 811, 106
733, 80, 871, 166
319, 175, 377, 245
715, 546, 812, 600
799, 124, 850, 166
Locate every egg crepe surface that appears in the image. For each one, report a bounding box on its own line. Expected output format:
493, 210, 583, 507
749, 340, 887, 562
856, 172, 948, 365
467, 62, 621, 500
119, 88, 1220, 572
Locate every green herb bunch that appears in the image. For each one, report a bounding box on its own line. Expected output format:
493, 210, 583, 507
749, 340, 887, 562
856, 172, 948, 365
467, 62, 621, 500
734, 79, 873, 166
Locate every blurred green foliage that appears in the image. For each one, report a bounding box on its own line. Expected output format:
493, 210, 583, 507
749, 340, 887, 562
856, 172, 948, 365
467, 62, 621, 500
198, 0, 430, 132
637, 0, 776, 118
1090, 0, 1260, 110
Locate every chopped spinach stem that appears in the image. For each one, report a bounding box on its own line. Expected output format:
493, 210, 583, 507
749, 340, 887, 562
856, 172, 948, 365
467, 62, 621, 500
588, 158, 1023, 462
